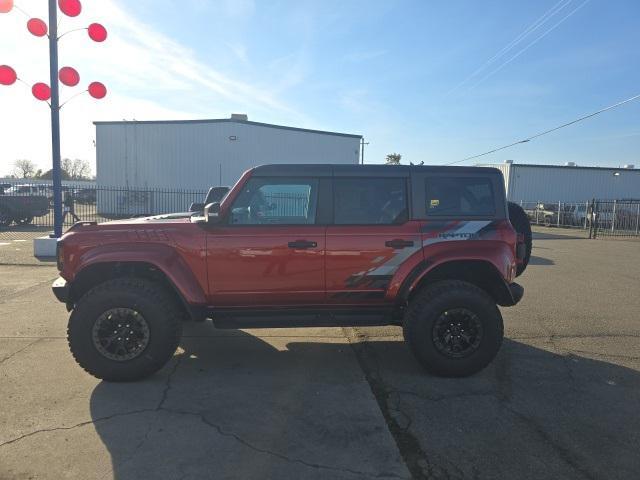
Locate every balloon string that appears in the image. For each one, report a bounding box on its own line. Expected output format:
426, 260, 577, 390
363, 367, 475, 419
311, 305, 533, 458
59, 90, 88, 109
13, 4, 31, 17
57, 27, 88, 41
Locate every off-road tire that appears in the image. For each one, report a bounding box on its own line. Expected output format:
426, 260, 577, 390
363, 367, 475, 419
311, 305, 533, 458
403, 280, 503, 377
508, 202, 532, 276
68, 278, 183, 382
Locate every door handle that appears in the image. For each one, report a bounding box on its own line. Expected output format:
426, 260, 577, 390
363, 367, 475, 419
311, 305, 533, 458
288, 240, 317, 249
385, 239, 414, 249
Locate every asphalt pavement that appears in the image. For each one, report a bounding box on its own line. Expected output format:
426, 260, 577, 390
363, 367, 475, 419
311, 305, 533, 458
0, 226, 638, 479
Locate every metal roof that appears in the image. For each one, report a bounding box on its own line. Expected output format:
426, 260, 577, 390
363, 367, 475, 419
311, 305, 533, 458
93, 118, 362, 139
481, 162, 640, 172
251, 164, 502, 177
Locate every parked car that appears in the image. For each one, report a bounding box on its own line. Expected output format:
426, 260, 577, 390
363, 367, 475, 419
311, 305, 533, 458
53, 164, 530, 381
0, 194, 49, 226
74, 188, 97, 204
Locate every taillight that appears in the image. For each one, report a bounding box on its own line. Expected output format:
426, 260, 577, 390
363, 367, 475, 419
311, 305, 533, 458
56, 241, 64, 271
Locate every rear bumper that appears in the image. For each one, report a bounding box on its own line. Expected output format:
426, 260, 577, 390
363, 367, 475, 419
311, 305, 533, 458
52, 277, 69, 303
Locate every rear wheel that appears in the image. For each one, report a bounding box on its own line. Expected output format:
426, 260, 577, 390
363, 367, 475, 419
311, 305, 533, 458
403, 280, 503, 377
68, 278, 183, 381
508, 202, 532, 276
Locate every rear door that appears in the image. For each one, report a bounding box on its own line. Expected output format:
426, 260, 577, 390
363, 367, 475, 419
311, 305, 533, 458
206, 175, 326, 307
325, 173, 422, 305
412, 170, 509, 256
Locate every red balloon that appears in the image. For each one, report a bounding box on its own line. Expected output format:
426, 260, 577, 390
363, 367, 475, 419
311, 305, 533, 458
59, 66, 80, 87
88, 81, 107, 99
0, 0, 13, 14
32, 82, 51, 101
0, 65, 17, 85
58, 0, 81, 17
88, 23, 107, 42
27, 18, 48, 37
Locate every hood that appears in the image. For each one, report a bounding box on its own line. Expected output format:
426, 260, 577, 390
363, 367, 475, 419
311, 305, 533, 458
97, 212, 193, 225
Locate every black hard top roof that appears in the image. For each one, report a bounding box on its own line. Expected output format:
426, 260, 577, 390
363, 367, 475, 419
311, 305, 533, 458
251, 164, 501, 177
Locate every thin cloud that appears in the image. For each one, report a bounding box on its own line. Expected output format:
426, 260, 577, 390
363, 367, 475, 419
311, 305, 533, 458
0, 0, 300, 173
343, 49, 387, 62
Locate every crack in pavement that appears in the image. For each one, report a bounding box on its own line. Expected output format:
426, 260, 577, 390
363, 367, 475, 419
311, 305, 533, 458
343, 329, 435, 480
164, 407, 407, 479
1, 351, 406, 479
510, 333, 640, 341
0, 339, 41, 367
0, 278, 58, 305
0, 408, 157, 448
493, 351, 598, 480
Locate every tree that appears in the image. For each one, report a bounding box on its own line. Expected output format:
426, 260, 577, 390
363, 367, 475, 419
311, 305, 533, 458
39, 168, 71, 181
385, 153, 402, 165
13, 159, 36, 178
61, 158, 92, 180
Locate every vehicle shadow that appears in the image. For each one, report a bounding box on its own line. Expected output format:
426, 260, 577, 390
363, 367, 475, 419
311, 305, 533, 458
89, 328, 640, 480
531, 230, 588, 240
527, 255, 554, 266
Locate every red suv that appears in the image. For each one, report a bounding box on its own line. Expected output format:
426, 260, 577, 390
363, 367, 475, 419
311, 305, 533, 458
53, 164, 531, 381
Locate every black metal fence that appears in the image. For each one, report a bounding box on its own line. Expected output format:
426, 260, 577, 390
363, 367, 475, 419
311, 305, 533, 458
519, 199, 640, 238
520, 201, 592, 229
0, 182, 206, 230
590, 199, 640, 238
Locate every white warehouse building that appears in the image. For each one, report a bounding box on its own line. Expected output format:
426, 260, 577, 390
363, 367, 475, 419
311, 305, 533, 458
94, 115, 361, 215
480, 161, 640, 203
95, 114, 362, 189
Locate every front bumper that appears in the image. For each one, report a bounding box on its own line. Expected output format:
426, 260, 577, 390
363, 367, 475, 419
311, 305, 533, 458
507, 282, 524, 306
52, 277, 69, 303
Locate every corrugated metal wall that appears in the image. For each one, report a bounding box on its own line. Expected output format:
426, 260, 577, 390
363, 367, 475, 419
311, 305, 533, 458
479, 163, 640, 202
96, 121, 361, 189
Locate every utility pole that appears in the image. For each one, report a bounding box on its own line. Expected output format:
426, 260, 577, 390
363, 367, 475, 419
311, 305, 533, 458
360, 137, 369, 165
48, 0, 63, 238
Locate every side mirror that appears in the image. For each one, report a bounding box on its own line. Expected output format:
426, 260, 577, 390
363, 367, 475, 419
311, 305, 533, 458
204, 202, 222, 224
189, 202, 205, 212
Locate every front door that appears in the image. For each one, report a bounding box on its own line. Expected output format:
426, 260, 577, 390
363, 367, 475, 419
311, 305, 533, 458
206, 176, 325, 307
325, 176, 423, 305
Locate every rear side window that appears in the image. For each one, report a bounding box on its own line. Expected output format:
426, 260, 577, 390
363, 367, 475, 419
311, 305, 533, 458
334, 178, 408, 225
426, 177, 495, 216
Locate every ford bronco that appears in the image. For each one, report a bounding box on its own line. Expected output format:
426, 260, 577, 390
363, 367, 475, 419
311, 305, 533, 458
52, 164, 531, 381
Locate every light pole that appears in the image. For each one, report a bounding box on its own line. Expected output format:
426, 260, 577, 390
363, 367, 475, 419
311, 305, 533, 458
0, 0, 108, 238
360, 137, 369, 165
48, 0, 63, 237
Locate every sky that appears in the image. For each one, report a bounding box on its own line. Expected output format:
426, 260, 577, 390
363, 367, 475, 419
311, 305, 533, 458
0, 0, 639, 177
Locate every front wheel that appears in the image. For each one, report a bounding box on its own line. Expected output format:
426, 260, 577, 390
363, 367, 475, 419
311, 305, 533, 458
68, 278, 183, 381
403, 280, 503, 377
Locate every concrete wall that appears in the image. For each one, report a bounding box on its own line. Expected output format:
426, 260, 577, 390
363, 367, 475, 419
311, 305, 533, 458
95, 120, 361, 189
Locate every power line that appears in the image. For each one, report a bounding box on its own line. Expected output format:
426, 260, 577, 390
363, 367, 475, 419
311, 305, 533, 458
446, 92, 640, 165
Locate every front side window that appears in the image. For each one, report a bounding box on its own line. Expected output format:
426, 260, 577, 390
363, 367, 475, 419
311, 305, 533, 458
230, 177, 318, 225
334, 177, 408, 225
426, 176, 495, 216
